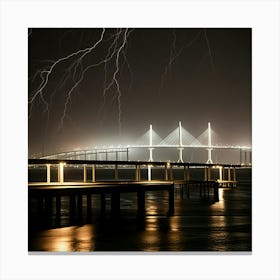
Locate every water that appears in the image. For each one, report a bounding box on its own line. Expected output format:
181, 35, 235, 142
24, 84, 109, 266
28, 168, 251, 252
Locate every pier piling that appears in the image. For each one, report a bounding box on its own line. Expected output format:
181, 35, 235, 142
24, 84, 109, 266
168, 185, 175, 215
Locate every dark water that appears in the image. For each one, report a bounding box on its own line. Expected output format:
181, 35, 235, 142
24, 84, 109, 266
28, 168, 251, 252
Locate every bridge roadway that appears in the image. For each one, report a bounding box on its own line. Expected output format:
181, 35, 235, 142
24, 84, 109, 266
28, 158, 244, 167
126, 144, 251, 149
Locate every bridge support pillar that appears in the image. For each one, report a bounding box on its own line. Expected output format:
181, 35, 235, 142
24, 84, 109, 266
178, 148, 184, 163
169, 165, 173, 180
227, 168, 231, 181
184, 166, 190, 181
114, 164, 119, 180
148, 165, 152, 181
165, 161, 171, 180
148, 124, 154, 161
148, 148, 154, 162
233, 167, 237, 184
208, 166, 211, 181
58, 162, 64, 183
165, 165, 168, 180
135, 165, 139, 181
240, 149, 243, 165
46, 164, 51, 184
206, 149, 213, 164
219, 166, 223, 181
204, 166, 212, 181
206, 122, 213, 164
92, 164, 96, 182
83, 164, 87, 183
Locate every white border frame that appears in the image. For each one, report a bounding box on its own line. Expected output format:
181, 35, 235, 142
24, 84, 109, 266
1, 0, 279, 279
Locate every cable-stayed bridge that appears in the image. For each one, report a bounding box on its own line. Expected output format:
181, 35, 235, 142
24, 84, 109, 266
42, 122, 252, 165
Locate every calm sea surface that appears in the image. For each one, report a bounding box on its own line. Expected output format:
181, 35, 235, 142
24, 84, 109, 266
28, 168, 251, 252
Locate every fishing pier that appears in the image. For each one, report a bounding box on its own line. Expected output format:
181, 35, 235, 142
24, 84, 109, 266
28, 158, 247, 224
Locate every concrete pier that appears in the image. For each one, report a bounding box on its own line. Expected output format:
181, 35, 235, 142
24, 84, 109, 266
29, 181, 175, 220
28, 159, 247, 223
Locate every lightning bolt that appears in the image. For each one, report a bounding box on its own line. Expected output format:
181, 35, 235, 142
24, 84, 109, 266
98, 29, 123, 120
203, 29, 215, 72
29, 28, 106, 118
29, 28, 134, 134
121, 28, 134, 91
59, 28, 106, 128
29, 28, 213, 136
159, 29, 205, 94
101, 28, 129, 134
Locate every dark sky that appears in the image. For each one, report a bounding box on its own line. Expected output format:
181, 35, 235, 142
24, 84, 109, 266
28, 28, 251, 157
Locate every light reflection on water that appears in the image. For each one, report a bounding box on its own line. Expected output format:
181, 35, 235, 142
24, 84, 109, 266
29, 171, 251, 252
31, 225, 95, 252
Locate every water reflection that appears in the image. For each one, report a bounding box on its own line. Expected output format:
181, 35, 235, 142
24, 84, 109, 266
210, 188, 225, 212
167, 217, 182, 251
29, 225, 95, 252
141, 216, 163, 251
29, 177, 251, 252
208, 188, 249, 251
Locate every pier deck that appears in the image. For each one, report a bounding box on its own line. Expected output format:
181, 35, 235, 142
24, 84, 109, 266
29, 180, 175, 218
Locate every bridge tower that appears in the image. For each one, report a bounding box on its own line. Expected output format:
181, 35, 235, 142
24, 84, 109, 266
206, 122, 213, 164
178, 121, 184, 162
148, 124, 154, 161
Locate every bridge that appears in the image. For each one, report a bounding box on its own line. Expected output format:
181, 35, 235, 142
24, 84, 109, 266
29, 122, 251, 222
41, 122, 252, 165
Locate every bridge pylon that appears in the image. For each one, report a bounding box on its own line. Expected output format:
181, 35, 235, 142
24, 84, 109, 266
206, 122, 213, 164
148, 124, 154, 161
177, 121, 184, 162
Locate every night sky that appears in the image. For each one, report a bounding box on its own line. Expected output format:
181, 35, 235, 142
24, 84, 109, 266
28, 28, 251, 157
